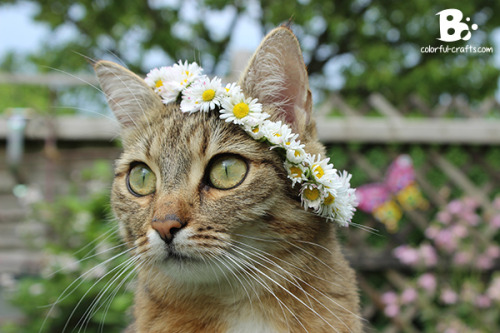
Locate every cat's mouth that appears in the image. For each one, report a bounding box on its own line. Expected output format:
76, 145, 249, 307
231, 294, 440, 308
162, 244, 202, 264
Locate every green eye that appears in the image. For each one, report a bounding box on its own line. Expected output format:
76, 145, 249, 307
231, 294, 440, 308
208, 155, 248, 190
127, 163, 156, 196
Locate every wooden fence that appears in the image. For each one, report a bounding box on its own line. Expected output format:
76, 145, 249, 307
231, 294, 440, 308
1, 73, 499, 329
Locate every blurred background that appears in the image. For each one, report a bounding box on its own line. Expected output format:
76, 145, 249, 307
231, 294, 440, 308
0, 0, 499, 332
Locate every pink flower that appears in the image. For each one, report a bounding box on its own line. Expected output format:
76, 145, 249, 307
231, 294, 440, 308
393, 245, 419, 266
490, 214, 500, 229
462, 212, 479, 226
437, 211, 452, 224
475, 294, 491, 308
418, 273, 437, 293
441, 288, 458, 304
463, 197, 479, 211
401, 288, 418, 304
493, 197, 500, 210
486, 277, 500, 301
419, 243, 438, 267
434, 229, 457, 252
381, 291, 398, 305
453, 251, 472, 266
384, 304, 400, 318
451, 224, 468, 238
486, 245, 500, 259
447, 200, 463, 215
476, 254, 494, 270
425, 225, 440, 239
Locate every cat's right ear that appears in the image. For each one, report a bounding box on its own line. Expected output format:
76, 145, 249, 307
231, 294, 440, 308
94, 60, 163, 129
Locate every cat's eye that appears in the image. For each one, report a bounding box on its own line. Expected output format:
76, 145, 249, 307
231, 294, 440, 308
127, 163, 156, 196
208, 155, 248, 190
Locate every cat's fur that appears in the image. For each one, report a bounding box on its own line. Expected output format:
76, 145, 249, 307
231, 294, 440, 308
95, 26, 362, 332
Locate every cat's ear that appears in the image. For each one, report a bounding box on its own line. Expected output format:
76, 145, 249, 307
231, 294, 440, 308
94, 60, 163, 129
238, 26, 315, 139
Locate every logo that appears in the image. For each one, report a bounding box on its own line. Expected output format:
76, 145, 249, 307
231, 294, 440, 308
436, 9, 478, 42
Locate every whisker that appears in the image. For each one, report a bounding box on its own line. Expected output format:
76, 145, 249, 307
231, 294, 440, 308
63, 255, 138, 333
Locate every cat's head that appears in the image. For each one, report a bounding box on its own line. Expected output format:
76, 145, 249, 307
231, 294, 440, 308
95, 27, 331, 285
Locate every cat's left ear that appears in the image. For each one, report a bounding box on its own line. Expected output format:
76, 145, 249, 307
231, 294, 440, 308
238, 26, 315, 140
94, 60, 164, 130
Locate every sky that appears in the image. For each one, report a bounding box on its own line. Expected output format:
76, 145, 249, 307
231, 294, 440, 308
0, 2, 50, 56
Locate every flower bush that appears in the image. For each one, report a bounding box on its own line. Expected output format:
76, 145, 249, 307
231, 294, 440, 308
381, 196, 500, 332
1, 161, 133, 333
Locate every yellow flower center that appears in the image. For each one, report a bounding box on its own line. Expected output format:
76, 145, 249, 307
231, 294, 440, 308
202, 89, 215, 101
303, 187, 320, 201
314, 164, 325, 179
324, 193, 335, 205
274, 133, 282, 137
252, 126, 259, 133
294, 150, 301, 157
155, 80, 163, 88
290, 166, 302, 178
233, 102, 250, 119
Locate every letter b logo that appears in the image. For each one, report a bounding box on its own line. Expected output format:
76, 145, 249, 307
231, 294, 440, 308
437, 9, 477, 42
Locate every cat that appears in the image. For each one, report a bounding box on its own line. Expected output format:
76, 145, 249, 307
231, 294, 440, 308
94, 25, 362, 333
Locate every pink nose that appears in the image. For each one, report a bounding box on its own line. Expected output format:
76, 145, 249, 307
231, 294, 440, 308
151, 214, 185, 243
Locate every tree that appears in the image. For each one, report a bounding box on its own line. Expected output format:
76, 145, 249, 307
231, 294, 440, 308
2, 0, 499, 106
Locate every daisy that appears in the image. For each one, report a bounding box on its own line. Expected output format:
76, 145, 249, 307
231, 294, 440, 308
300, 182, 324, 210
219, 91, 264, 126
161, 61, 203, 103
284, 160, 308, 187
285, 141, 306, 164
244, 123, 266, 140
309, 155, 337, 187
260, 120, 295, 146
222, 82, 242, 96
180, 76, 223, 113
325, 171, 357, 226
144, 66, 171, 94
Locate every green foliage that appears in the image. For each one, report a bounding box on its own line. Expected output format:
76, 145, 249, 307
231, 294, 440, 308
2, 161, 133, 333
2, 0, 499, 105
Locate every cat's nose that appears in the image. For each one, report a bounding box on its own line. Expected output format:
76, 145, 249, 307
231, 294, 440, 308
151, 214, 186, 243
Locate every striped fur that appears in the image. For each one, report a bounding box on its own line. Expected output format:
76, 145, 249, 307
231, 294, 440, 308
95, 26, 362, 333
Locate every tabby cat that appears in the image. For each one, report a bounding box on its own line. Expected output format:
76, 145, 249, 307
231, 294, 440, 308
94, 26, 362, 333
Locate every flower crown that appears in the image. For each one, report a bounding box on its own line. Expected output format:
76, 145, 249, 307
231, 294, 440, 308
144, 60, 357, 227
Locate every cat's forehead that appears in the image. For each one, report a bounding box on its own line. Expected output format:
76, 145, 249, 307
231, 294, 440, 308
124, 104, 268, 185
